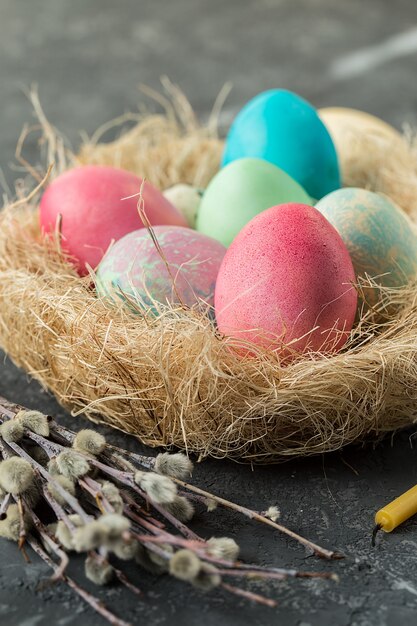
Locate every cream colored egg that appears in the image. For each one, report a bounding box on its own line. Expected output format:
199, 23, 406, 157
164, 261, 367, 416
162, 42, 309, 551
319, 107, 402, 143
163, 184, 203, 228
319, 107, 417, 216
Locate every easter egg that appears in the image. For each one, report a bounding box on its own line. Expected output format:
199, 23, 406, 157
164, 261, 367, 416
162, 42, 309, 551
315, 188, 417, 308
319, 107, 402, 144
96, 226, 226, 312
196, 158, 311, 247
215, 203, 357, 356
163, 184, 203, 228
40, 165, 187, 275
319, 108, 414, 215
222, 90, 340, 200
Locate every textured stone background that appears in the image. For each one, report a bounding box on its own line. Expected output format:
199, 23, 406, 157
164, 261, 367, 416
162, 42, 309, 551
1, 1, 417, 624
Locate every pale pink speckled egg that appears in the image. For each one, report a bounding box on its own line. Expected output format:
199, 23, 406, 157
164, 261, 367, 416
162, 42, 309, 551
96, 226, 226, 312
214, 203, 357, 357
39, 165, 187, 276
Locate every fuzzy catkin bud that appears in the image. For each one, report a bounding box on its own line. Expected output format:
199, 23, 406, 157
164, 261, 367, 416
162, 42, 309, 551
21, 483, 41, 509
73, 429, 106, 456
135, 471, 177, 505
0, 457, 34, 494
85, 555, 114, 585
169, 549, 201, 581
0, 420, 24, 443
113, 454, 136, 472
73, 520, 108, 552
207, 537, 239, 562
111, 537, 139, 561
47, 458, 61, 476
46, 522, 58, 535
192, 563, 221, 591
0, 504, 31, 541
147, 543, 173, 572
47, 475, 76, 505
55, 521, 74, 551
264, 506, 280, 522
162, 495, 195, 522
99, 513, 130, 541
98, 480, 124, 515
55, 515, 84, 551
155, 452, 193, 480
16, 410, 50, 437
56, 450, 90, 479
135, 544, 167, 575
205, 498, 218, 512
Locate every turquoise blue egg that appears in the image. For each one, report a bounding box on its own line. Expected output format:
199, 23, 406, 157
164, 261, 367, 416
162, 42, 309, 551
315, 188, 417, 309
222, 89, 340, 200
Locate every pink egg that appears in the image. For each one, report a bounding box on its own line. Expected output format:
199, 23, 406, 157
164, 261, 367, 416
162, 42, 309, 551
39, 165, 187, 275
214, 203, 357, 357
96, 226, 227, 311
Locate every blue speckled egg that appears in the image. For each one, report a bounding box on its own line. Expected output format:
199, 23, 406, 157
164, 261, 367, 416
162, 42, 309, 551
222, 90, 340, 200
315, 188, 417, 308
96, 226, 226, 313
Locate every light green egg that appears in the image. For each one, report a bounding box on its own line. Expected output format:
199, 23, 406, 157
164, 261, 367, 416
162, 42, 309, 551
196, 157, 311, 246
315, 187, 417, 309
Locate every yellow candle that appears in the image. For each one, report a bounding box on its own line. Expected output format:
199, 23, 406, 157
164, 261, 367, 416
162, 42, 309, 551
375, 483, 417, 532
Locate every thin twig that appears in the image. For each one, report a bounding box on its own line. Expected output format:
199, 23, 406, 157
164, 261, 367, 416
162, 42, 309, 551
113, 568, 143, 598
27, 536, 132, 626
5, 440, 91, 523
16, 496, 28, 551
79, 476, 115, 514
42, 485, 76, 531
221, 582, 277, 608
90, 458, 200, 540
172, 478, 343, 560
0, 493, 11, 518
28, 509, 69, 581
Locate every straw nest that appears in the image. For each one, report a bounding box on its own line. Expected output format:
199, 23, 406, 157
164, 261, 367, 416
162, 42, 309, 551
1, 85, 417, 463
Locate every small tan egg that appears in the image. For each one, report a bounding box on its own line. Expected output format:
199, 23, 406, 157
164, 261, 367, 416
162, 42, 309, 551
319, 107, 417, 216
163, 184, 203, 228
320, 107, 401, 143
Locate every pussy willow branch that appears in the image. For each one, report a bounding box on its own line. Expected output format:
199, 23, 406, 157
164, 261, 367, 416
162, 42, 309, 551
1, 397, 342, 558
221, 583, 277, 608
42, 486, 77, 531
50, 421, 342, 560
17, 423, 201, 542
0, 395, 341, 622
96, 439, 341, 559
27, 535, 132, 626
171, 477, 342, 560
133, 533, 337, 581
5, 439, 91, 522
27, 508, 69, 581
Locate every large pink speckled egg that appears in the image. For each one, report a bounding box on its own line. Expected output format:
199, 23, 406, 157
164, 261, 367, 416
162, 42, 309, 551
39, 165, 187, 275
96, 226, 226, 312
215, 203, 357, 357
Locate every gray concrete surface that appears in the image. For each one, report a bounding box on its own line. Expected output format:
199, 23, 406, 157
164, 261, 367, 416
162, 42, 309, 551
1, 1, 417, 624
